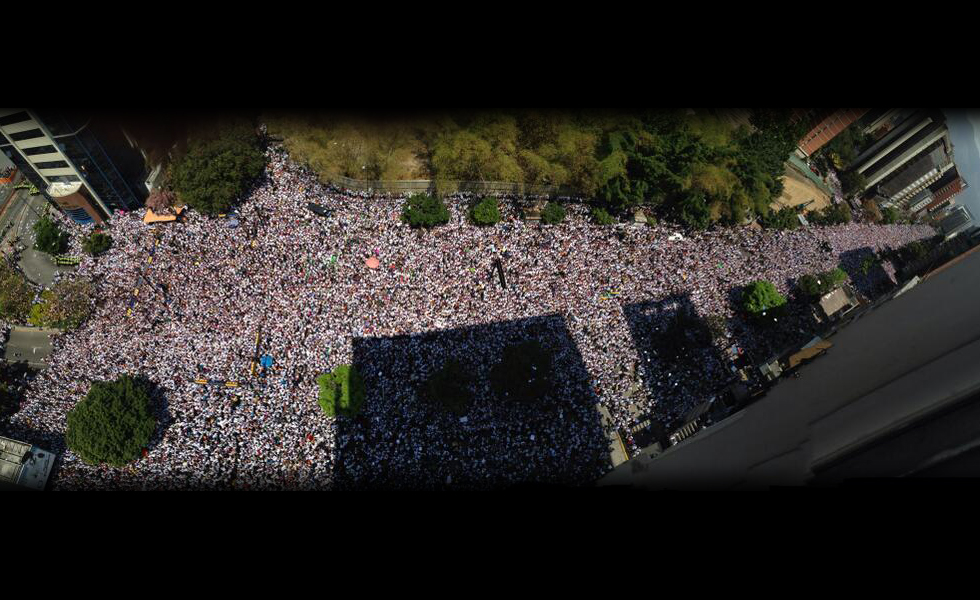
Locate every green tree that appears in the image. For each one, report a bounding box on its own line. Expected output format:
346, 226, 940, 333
541, 201, 566, 225
82, 232, 112, 256
170, 123, 266, 216
810, 203, 852, 226
0, 259, 33, 323
32, 215, 69, 255
316, 364, 365, 417
759, 205, 800, 230
591, 206, 615, 225
839, 170, 867, 199
669, 191, 712, 230
401, 194, 450, 228
798, 267, 848, 298
882, 206, 901, 224
742, 280, 787, 317
426, 358, 473, 415
470, 196, 501, 226
65, 375, 157, 467
489, 340, 554, 402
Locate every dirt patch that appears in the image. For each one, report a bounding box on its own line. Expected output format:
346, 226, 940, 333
772, 165, 831, 214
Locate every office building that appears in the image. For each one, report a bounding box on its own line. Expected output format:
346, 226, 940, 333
0, 435, 55, 491
0, 110, 150, 224
848, 110, 956, 207
939, 205, 974, 238
919, 170, 967, 216
599, 248, 980, 489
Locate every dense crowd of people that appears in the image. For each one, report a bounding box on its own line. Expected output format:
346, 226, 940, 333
0, 143, 934, 489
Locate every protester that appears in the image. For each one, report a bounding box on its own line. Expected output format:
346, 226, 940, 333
0, 142, 934, 490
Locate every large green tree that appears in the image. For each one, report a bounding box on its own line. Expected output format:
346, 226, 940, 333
82, 232, 112, 256
401, 194, 450, 228
32, 215, 69, 255
742, 280, 787, 317
170, 123, 266, 216
66, 375, 157, 467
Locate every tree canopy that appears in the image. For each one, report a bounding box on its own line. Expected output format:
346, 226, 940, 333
32, 215, 69, 255
82, 232, 112, 256
742, 280, 787, 317
65, 375, 157, 467
470, 196, 501, 226
316, 364, 365, 417
541, 201, 566, 225
0, 259, 33, 323
401, 194, 450, 228
170, 123, 266, 216
798, 267, 848, 298
810, 203, 853, 226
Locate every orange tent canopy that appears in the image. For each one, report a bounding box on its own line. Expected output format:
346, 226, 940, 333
365, 256, 380, 269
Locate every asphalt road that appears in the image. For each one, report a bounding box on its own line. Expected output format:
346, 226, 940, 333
3, 329, 54, 368
0, 188, 74, 286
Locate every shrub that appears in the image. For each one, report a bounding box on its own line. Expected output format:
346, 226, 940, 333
759, 205, 800, 230
742, 280, 787, 317
799, 267, 848, 298
470, 196, 501, 226
882, 206, 901, 224
32, 215, 69, 255
401, 194, 450, 228
541, 201, 566, 225
316, 364, 365, 417
65, 375, 157, 467
591, 206, 615, 225
810, 203, 852, 226
82, 232, 112, 256
426, 358, 473, 415
489, 340, 554, 402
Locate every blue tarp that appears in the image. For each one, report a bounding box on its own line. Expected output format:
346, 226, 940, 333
260, 355, 274, 368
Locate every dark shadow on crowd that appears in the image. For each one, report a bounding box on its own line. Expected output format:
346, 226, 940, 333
333, 314, 610, 490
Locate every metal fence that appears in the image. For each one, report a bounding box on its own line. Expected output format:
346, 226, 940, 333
329, 175, 579, 198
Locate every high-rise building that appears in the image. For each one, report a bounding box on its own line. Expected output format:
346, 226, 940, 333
849, 110, 955, 207
939, 205, 973, 237
0, 109, 150, 224
919, 170, 967, 216
599, 248, 980, 489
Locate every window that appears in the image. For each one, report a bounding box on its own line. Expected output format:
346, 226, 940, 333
34, 160, 69, 170
9, 128, 44, 142
46, 174, 80, 183
0, 111, 31, 127
23, 144, 57, 156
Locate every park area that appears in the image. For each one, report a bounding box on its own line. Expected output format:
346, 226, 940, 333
0, 141, 935, 490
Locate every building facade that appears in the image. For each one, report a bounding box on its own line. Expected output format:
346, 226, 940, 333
795, 108, 869, 157
939, 205, 974, 237
0, 109, 149, 224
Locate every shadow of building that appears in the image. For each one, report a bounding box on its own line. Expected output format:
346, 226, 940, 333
333, 313, 609, 490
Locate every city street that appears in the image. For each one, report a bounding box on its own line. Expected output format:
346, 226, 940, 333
2, 328, 55, 368
0, 187, 74, 287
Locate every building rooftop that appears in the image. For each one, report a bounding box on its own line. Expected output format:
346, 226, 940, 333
600, 245, 980, 489
0, 436, 55, 491
46, 181, 82, 198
